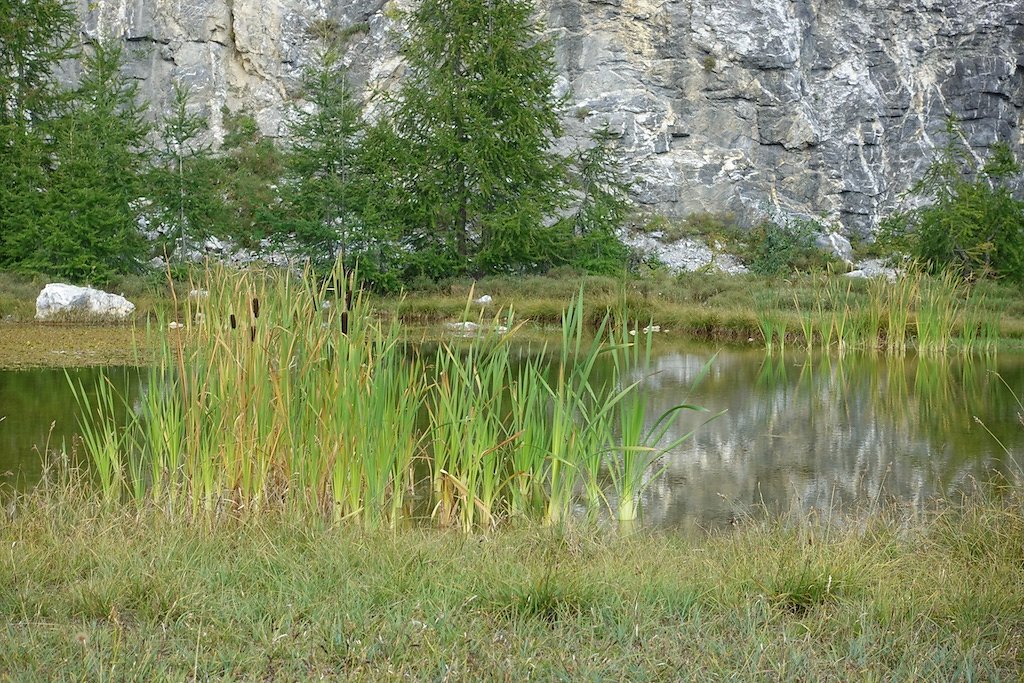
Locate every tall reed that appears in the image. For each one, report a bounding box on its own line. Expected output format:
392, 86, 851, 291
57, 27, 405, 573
67, 264, 715, 530
785, 266, 999, 356
605, 322, 716, 522
540, 291, 608, 525
67, 372, 130, 506
753, 292, 785, 353
430, 333, 515, 530
916, 269, 965, 356
961, 287, 1000, 356
792, 283, 816, 350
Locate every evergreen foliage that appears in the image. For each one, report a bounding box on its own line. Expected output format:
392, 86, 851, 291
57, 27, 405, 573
208, 110, 284, 248
378, 0, 571, 278
0, 0, 77, 273
20, 43, 150, 282
881, 119, 1024, 284
148, 83, 225, 262
0, 0, 77, 123
278, 48, 366, 269
569, 125, 632, 275
354, 120, 418, 291
0, 0, 636, 286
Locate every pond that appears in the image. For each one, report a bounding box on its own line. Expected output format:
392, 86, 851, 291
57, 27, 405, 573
1, 344, 1022, 530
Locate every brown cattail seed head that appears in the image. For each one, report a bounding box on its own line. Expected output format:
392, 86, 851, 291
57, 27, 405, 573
230, 313, 237, 330
251, 297, 260, 319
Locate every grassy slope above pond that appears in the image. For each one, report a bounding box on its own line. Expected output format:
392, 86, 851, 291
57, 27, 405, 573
1, 486, 1021, 680
3, 269, 1024, 369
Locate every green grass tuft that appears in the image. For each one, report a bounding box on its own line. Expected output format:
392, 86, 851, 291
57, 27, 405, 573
1, 482, 1021, 679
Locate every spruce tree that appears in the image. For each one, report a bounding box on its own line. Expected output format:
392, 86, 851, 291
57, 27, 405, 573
382, 0, 569, 277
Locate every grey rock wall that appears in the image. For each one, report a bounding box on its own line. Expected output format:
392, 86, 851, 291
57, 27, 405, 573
77, 0, 1024, 235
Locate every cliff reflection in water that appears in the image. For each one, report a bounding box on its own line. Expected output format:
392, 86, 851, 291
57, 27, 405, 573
638, 348, 1024, 530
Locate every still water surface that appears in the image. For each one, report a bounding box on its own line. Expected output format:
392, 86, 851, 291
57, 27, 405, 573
1, 345, 1021, 529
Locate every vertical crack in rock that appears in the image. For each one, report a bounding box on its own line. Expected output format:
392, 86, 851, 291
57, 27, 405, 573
223, 0, 287, 99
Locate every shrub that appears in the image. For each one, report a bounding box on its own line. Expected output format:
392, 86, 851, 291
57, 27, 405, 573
883, 123, 1024, 283
746, 216, 832, 276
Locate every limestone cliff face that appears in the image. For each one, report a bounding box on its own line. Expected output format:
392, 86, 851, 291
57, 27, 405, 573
78, 0, 1024, 234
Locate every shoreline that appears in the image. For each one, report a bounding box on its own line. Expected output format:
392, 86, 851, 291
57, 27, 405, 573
3, 268, 1024, 369
0, 323, 150, 370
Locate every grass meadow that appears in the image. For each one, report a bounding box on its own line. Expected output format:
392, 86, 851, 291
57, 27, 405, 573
1, 477, 1021, 680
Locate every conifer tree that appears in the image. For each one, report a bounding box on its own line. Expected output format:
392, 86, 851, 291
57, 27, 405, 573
209, 110, 284, 249
382, 0, 569, 277
39, 43, 151, 281
149, 82, 225, 263
569, 125, 632, 274
280, 48, 365, 269
0, 0, 77, 125
881, 119, 1024, 283
0, 0, 77, 271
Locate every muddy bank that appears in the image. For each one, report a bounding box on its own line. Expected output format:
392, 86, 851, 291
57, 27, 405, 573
0, 324, 152, 369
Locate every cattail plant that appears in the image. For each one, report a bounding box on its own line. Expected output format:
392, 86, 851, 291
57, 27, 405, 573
67, 263, 718, 530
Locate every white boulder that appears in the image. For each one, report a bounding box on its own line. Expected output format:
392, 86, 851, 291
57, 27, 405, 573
844, 258, 898, 282
815, 231, 854, 263
35, 284, 136, 321
474, 294, 493, 305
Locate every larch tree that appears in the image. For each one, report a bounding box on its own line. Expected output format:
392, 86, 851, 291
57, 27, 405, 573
149, 82, 225, 263
381, 0, 570, 277
281, 47, 365, 270
40, 43, 151, 281
0, 0, 78, 272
